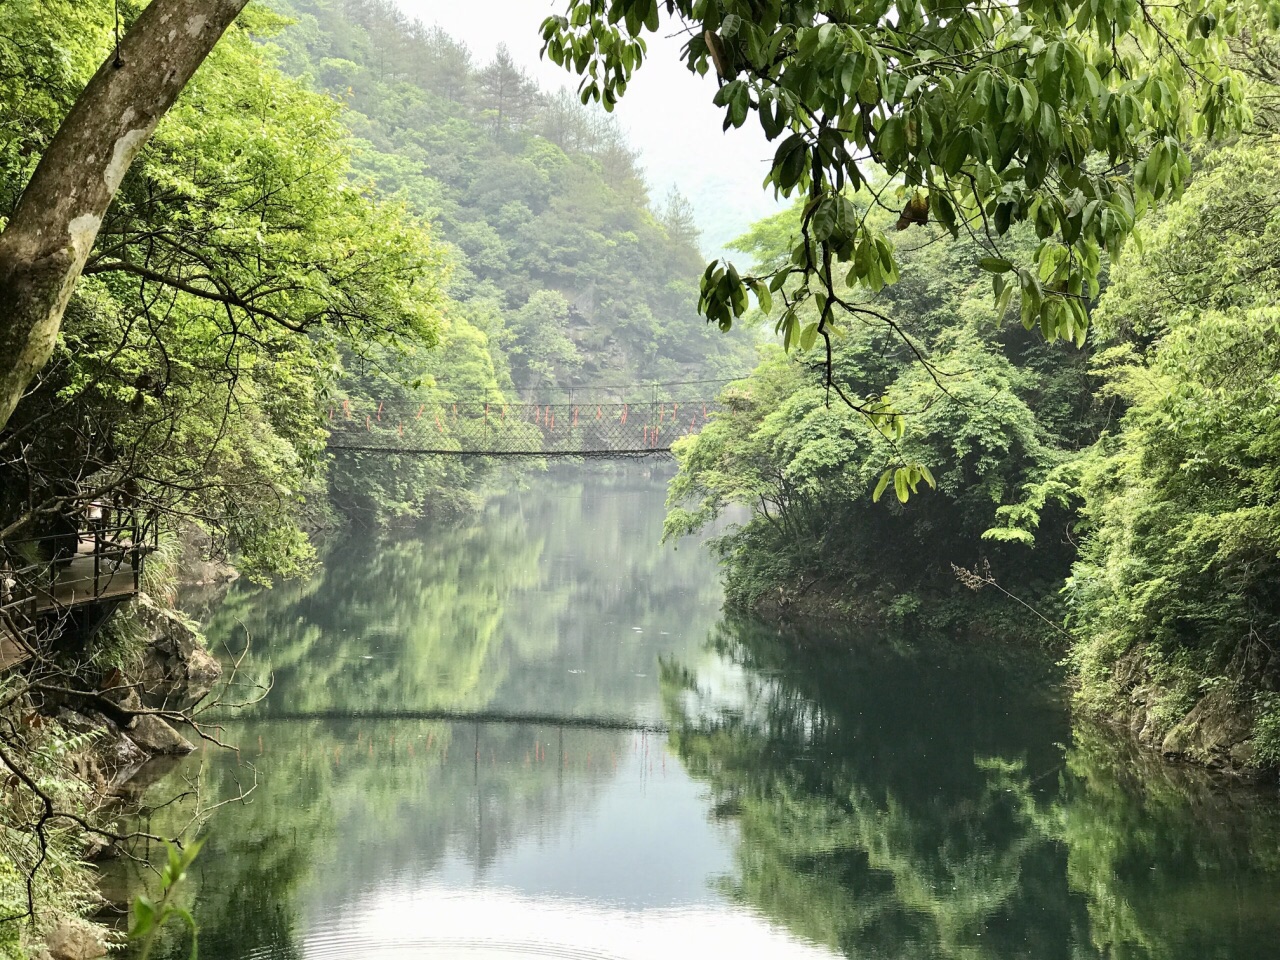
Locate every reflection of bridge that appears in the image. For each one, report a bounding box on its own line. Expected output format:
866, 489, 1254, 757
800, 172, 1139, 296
327, 382, 731, 457
253, 708, 670, 733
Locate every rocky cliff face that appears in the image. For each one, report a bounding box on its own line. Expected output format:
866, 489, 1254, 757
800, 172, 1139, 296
64, 603, 221, 795
1096, 645, 1262, 774
132, 603, 222, 712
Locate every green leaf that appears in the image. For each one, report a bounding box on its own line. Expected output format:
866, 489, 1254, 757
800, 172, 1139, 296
760, 98, 784, 139
994, 281, 1015, 318
176, 907, 200, 960
979, 256, 1014, 273
877, 116, 906, 164
644, 0, 660, 32
872, 469, 893, 502
772, 134, 808, 191
130, 896, 158, 940
811, 198, 838, 240
747, 278, 773, 314
894, 468, 910, 503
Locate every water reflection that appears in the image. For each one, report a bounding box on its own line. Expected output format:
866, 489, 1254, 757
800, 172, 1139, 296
203, 469, 722, 722
123, 471, 1280, 960
662, 617, 1280, 960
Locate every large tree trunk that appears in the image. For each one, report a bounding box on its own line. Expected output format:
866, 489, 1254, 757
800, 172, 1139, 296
0, 0, 249, 432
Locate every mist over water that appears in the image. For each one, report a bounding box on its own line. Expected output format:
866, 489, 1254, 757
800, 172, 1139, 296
125, 468, 1280, 960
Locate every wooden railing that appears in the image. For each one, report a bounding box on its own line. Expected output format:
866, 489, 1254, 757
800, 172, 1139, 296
0, 510, 153, 621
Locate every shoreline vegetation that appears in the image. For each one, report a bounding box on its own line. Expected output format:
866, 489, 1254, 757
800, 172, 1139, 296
2, 0, 1280, 954
737, 586, 1271, 779
666, 136, 1280, 780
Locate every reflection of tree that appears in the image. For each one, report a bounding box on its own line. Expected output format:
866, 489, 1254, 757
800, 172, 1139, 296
666, 618, 1280, 960
132, 716, 636, 960
1038, 723, 1280, 960
201, 467, 726, 720
128, 469, 730, 958
202, 509, 545, 716
663, 618, 1088, 960
489, 470, 728, 717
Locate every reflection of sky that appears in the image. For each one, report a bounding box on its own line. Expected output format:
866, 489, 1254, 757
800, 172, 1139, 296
307, 886, 835, 959
166, 472, 1280, 960
479, 474, 728, 724
264, 472, 842, 957
430, 741, 734, 908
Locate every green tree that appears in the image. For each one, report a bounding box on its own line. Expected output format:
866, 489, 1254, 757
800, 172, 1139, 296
0, 0, 252, 431
1055, 141, 1280, 765
543, 0, 1258, 392
505, 290, 584, 390
665, 200, 1093, 624
0, 3, 448, 572
477, 45, 544, 141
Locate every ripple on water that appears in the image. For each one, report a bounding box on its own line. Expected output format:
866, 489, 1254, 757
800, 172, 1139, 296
269, 933, 624, 960
248, 888, 837, 960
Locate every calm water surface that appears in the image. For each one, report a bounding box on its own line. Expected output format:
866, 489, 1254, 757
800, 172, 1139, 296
130, 469, 1280, 960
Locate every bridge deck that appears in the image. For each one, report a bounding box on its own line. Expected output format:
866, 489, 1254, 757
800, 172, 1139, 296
325, 397, 724, 456
0, 624, 30, 671
3, 520, 146, 627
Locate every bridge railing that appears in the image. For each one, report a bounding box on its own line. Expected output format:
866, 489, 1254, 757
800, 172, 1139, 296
326, 398, 723, 456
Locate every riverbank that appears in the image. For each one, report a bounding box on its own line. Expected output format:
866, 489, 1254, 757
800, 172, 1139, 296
0, 527, 233, 959
737, 576, 1278, 781
742, 573, 1063, 646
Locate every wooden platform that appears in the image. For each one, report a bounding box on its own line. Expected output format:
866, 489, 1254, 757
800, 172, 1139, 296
0, 623, 31, 671
31, 554, 138, 612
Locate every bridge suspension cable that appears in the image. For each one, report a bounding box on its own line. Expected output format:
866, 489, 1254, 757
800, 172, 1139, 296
327, 395, 726, 457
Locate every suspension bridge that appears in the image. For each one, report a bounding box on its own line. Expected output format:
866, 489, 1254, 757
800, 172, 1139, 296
326, 380, 734, 457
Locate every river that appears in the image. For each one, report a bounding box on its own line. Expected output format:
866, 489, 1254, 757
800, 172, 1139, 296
123, 468, 1280, 960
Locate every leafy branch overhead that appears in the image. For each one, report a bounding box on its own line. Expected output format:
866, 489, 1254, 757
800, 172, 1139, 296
543, 0, 1261, 376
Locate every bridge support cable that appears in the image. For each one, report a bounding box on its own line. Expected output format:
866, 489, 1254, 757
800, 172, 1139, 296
325, 396, 726, 457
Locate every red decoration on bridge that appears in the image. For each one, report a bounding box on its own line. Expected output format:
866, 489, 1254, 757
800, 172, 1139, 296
326, 381, 729, 457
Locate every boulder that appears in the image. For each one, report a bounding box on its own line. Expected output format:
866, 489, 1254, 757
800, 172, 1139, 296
125, 714, 195, 755
171, 525, 239, 622
61, 710, 148, 794
116, 754, 185, 798
136, 609, 221, 711
1159, 685, 1255, 767
96, 723, 150, 793
44, 917, 109, 960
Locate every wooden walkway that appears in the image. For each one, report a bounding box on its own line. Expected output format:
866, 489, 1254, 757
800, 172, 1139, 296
31, 552, 139, 612
0, 624, 30, 672
3, 521, 145, 621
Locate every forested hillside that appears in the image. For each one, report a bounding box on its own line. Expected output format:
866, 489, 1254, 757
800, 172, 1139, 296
270, 0, 753, 394
666, 26, 1280, 770
0, 0, 752, 571
0, 1, 453, 579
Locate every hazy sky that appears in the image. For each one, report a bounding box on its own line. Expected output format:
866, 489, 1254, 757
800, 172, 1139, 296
392, 0, 786, 255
